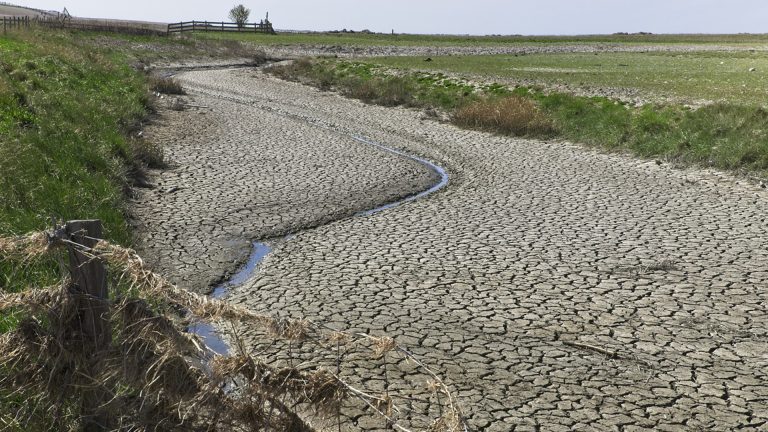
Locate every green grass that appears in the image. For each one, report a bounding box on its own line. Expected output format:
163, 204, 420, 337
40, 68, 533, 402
271, 59, 481, 110
369, 51, 768, 106
0, 30, 150, 295
196, 31, 768, 47
533, 91, 768, 170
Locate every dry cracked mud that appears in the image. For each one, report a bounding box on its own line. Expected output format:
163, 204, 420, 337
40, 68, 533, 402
134, 67, 768, 431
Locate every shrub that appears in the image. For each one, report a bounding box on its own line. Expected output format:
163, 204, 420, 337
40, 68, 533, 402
131, 138, 165, 169
340, 76, 377, 101
374, 77, 414, 106
150, 76, 184, 95
267, 58, 314, 82
452, 95, 555, 137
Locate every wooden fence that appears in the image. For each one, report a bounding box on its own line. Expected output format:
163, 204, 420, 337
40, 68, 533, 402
1, 15, 29, 32
167, 20, 275, 35
35, 16, 168, 36
3, 16, 277, 37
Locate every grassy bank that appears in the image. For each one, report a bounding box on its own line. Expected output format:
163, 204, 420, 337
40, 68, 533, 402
0, 28, 159, 430
0, 27, 269, 295
0, 29, 154, 306
269, 59, 768, 175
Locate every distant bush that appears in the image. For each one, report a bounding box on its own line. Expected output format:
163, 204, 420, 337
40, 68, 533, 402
452, 96, 555, 137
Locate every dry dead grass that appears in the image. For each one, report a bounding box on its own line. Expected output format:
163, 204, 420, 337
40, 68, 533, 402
0, 232, 48, 259
452, 95, 555, 137
0, 231, 467, 431
150, 76, 185, 95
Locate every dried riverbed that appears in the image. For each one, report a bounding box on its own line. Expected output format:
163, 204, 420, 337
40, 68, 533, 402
134, 67, 768, 431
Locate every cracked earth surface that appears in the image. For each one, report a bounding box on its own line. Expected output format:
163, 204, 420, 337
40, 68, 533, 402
135, 68, 768, 431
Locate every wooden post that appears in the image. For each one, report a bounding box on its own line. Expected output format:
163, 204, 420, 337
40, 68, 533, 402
65, 220, 111, 431
66, 220, 109, 348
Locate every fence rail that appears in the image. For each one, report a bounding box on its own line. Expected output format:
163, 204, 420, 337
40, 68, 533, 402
35, 16, 167, 36
167, 20, 275, 35
1, 15, 29, 32
3, 16, 278, 37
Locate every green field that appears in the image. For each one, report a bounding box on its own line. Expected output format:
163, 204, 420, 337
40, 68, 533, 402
196, 31, 768, 47
369, 52, 768, 106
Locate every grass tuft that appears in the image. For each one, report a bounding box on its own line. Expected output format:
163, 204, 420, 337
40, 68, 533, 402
452, 95, 556, 137
149, 76, 184, 95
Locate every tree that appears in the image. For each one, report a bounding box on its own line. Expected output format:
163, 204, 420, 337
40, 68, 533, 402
229, 4, 250, 28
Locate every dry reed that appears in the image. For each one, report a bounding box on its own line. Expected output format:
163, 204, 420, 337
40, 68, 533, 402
453, 95, 555, 137
0, 231, 467, 431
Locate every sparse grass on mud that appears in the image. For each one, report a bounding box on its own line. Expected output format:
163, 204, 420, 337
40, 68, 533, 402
270, 58, 768, 177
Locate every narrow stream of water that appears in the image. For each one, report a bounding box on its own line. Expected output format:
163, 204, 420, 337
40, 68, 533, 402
189, 135, 449, 355
188, 242, 272, 355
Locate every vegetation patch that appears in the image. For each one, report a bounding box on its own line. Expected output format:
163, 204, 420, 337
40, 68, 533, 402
453, 95, 555, 137
149, 75, 185, 95
371, 52, 768, 106
535, 92, 768, 170
195, 31, 768, 47
270, 58, 480, 110
0, 30, 158, 301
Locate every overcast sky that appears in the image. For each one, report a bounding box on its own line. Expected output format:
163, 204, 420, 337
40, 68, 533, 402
15, 0, 768, 35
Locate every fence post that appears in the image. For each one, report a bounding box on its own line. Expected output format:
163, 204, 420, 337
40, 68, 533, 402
66, 220, 109, 348
64, 220, 111, 430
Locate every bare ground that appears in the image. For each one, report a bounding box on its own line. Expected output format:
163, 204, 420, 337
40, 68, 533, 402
134, 67, 768, 431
